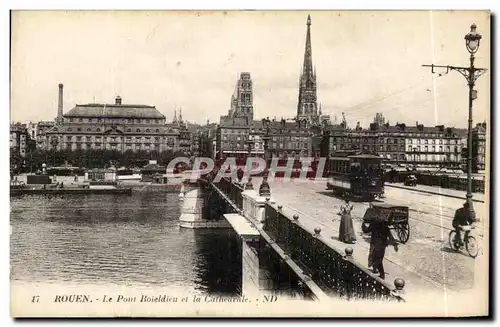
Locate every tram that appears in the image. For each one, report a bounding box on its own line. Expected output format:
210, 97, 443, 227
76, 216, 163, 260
326, 151, 385, 200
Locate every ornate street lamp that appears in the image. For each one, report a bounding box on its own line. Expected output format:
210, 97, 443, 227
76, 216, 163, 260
245, 139, 255, 190
422, 23, 487, 220
259, 117, 271, 197
465, 24, 482, 55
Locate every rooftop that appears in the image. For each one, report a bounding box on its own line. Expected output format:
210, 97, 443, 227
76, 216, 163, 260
64, 103, 165, 119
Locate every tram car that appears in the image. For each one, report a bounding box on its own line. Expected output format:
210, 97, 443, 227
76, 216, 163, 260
326, 151, 385, 200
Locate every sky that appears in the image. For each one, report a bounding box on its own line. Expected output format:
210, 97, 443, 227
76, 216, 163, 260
10, 10, 490, 128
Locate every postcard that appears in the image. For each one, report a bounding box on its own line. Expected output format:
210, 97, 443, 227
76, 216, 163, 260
10, 10, 490, 317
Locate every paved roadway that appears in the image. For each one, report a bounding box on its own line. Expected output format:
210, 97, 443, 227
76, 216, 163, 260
250, 176, 488, 300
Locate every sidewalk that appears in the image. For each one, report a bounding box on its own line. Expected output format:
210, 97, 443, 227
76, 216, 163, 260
386, 183, 485, 203
267, 200, 444, 302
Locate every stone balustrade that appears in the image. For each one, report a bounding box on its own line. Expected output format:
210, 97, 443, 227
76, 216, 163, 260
242, 190, 276, 228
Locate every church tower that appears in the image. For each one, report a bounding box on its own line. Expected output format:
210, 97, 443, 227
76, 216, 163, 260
297, 15, 318, 124
229, 72, 253, 120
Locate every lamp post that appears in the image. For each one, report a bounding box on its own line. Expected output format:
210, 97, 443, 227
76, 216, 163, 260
245, 139, 255, 190
262, 117, 271, 165
422, 23, 487, 219
259, 117, 271, 197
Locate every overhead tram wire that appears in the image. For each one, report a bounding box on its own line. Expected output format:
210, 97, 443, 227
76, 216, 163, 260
337, 73, 451, 115
368, 89, 459, 118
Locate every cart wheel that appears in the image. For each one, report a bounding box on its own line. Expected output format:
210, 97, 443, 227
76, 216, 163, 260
396, 223, 410, 244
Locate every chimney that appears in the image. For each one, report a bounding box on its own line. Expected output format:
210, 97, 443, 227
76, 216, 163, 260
58, 83, 64, 121
115, 96, 122, 105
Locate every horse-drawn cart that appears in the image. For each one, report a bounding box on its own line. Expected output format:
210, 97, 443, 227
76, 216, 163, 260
363, 203, 410, 244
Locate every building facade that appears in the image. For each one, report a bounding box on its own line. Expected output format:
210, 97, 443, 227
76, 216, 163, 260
327, 122, 466, 167
38, 84, 193, 154
472, 122, 487, 172
10, 123, 28, 158
404, 125, 466, 166
28, 121, 55, 150
44, 95, 183, 153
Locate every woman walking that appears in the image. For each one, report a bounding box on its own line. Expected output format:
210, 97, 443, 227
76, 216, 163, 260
338, 199, 356, 244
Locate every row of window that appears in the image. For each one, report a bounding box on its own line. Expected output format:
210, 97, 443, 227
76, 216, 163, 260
329, 138, 461, 145
63, 143, 176, 149
223, 142, 310, 150
222, 135, 310, 142
64, 135, 176, 143
408, 139, 458, 145
332, 138, 404, 144
62, 127, 178, 134
409, 146, 460, 153
409, 155, 461, 162
221, 128, 310, 136
328, 144, 461, 154
66, 118, 164, 124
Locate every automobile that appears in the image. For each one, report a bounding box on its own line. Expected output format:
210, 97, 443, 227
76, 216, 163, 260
403, 174, 417, 186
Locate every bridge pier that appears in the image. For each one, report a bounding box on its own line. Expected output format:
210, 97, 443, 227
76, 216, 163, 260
224, 213, 273, 296
179, 187, 230, 229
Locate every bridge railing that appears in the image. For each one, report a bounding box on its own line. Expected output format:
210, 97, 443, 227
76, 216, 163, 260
214, 177, 405, 302
217, 177, 244, 210
263, 203, 405, 302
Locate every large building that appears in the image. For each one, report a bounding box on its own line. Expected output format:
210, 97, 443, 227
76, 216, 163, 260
328, 122, 466, 166
42, 84, 190, 154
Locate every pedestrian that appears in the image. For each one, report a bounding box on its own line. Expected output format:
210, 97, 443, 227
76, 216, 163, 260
338, 199, 356, 244
362, 220, 398, 280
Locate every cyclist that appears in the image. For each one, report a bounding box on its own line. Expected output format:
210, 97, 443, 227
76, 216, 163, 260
453, 200, 476, 247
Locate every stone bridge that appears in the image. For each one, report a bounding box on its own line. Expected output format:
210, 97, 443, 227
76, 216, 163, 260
179, 176, 405, 302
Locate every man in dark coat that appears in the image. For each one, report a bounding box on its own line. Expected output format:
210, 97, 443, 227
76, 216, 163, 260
453, 200, 476, 247
362, 220, 398, 279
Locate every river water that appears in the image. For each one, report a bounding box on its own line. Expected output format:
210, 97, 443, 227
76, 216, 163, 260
10, 192, 241, 295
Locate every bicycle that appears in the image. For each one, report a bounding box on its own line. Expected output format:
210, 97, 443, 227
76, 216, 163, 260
448, 225, 479, 258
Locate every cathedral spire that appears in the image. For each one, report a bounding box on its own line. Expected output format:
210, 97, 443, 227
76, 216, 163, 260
173, 109, 178, 123
297, 14, 318, 121
302, 15, 313, 79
